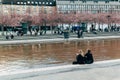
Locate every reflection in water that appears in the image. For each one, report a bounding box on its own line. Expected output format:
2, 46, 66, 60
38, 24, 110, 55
0, 38, 120, 73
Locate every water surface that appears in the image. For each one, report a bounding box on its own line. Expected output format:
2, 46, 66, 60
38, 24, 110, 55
0, 38, 120, 73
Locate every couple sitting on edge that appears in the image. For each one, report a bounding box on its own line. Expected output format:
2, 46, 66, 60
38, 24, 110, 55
73, 49, 94, 64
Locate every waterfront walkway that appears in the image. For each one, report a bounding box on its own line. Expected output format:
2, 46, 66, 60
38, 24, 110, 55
0, 32, 120, 44
0, 59, 120, 80
0, 32, 120, 80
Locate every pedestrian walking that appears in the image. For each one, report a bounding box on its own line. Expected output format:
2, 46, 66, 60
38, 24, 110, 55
77, 30, 80, 38
6, 35, 9, 40
11, 34, 14, 39
77, 30, 83, 38
80, 30, 83, 38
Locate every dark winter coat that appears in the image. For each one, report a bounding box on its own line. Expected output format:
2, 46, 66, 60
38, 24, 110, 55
76, 54, 85, 64
84, 52, 94, 64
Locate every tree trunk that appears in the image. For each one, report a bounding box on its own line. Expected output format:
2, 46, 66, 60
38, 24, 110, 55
50, 25, 53, 34
1, 25, 4, 36
102, 23, 103, 32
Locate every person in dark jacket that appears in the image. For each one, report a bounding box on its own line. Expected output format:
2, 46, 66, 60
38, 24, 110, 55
77, 30, 83, 38
77, 29, 81, 38
73, 50, 85, 64
84, 50, 94, 64
11, 34, 14, 39
80, 30, 83, 38
6, 35, 9, 40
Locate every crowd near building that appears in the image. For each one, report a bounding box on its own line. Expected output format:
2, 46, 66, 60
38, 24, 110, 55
0, 0, 120, 15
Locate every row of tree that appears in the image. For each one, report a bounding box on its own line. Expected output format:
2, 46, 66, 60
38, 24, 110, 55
0, 11, 120, 30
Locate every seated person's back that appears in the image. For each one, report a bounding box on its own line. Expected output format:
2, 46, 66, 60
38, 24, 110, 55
84, 50, 94, 64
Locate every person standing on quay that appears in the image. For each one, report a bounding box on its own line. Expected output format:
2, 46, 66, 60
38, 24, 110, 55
80, 29, 84, 38
77, 29, 83, 38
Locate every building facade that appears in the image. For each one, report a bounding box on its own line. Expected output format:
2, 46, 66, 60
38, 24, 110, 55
56, 0, 120, 13
0, 0, 120, 15
0, 0, 56, 15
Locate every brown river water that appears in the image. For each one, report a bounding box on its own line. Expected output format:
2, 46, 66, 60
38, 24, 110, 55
0, 38, 120, 73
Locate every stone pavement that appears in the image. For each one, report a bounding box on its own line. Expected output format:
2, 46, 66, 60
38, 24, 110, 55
0, 32, 120, 45
17, 64, 120, 80
0, 59, 120, 80
0, 36, 120, 45
0, 32, 120, 41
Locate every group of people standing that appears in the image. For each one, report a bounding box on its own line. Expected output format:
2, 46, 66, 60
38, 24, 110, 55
6, 34, 14, 40
73, 49, 94, 64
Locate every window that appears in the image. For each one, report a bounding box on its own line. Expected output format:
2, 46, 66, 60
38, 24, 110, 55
105, 1, 109, 3
31, 1, 34, 4
82, 0, 86, 3
17, 2, 20, 4
27, 1, 30, 4
43, 2, 45, 4
39, 2, 41, 4
50, 2, 52, 4
35, 2, 38, 4
24, 2, 26, 5
94, 1, 98, 3
70, 0, 75, 3
21, 2, 23, 4
46, 2, 48, 4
